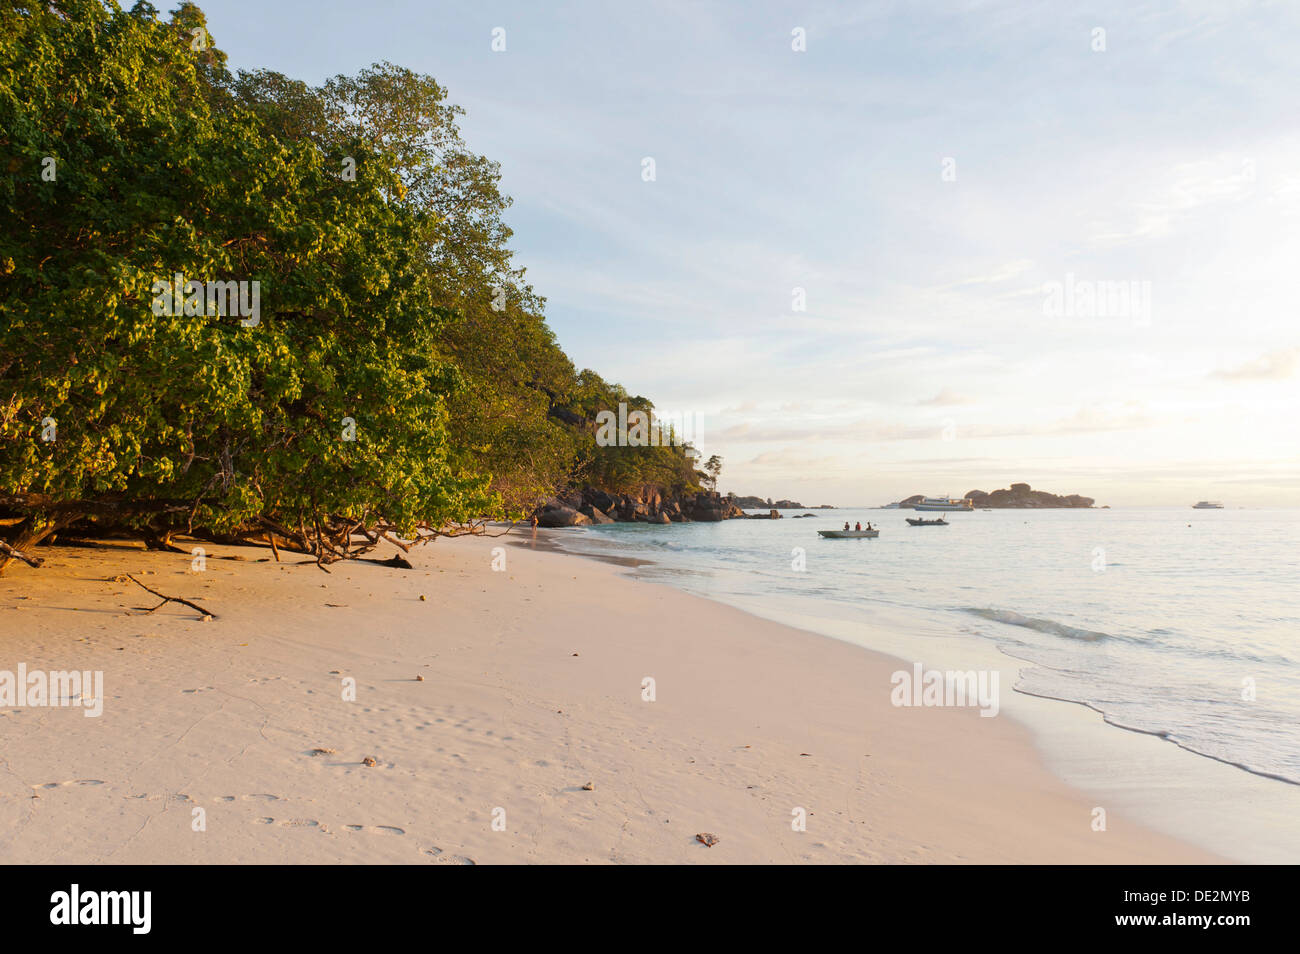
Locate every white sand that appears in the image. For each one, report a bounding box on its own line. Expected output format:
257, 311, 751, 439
0, 531, 1216, 863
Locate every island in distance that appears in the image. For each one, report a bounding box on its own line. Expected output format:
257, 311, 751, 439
885, 483, 1095, 509
729, 496, 834, 510
534, 490, 835, 527
534, 483, 1100, 527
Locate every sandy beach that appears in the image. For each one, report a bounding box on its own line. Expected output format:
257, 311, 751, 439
0, 531, 1215, 864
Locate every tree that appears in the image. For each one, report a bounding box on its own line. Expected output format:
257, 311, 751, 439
702, 455, 723, 491
0, 0, 488, 571
0, 0, 717, 574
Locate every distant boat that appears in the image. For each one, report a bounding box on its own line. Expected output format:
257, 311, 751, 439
818, 529, 879, 538
912, 495, 973, 512
906, 517, 949, 526
1192, 501, 1224, 509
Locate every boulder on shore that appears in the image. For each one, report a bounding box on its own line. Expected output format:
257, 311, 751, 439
585, 489, 618, 514
563, 487, 749, 524
580, 505, 615, 524
537, 501, 591, 527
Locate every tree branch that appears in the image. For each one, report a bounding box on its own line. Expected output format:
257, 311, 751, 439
0, 541, 43, 568
124, 574, 217, 619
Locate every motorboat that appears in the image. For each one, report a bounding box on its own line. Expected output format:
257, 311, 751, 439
911, 496, 973, 512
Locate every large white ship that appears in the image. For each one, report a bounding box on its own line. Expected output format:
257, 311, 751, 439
912, 495, 974, 512
1192, 500, 1224, 509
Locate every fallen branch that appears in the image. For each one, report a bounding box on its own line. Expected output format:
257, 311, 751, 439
124, 574, 217, 619
142, 528, 188, 553
357, 553, 414, 569
0, 540, 43, 568
378, 530, 411, 553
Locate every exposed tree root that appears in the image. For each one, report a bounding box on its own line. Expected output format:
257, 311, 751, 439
0, 493, 491, 576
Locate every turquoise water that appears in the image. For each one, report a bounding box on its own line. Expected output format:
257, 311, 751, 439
553, 507, 1300, 786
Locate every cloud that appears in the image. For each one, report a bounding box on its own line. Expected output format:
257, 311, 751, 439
1212, 348, 1300, 381
943, 259, 1035, 288
1088, 156, 1256, 247
746, 449, 842, 469
713, 404, 1151, 446
916, 388, 975, 407
1032, 406, 1152, 436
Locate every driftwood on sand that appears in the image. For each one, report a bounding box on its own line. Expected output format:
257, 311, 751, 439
0, 540, 44, 569
124, 574, 217, 620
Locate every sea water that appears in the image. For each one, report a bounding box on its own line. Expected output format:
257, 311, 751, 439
553, 507, 1300, 788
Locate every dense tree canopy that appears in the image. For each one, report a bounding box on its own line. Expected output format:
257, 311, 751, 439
0, 0, 704, 571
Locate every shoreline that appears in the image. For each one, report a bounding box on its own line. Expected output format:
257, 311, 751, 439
534, 524, 1300, 863
1, 532, 1218, 863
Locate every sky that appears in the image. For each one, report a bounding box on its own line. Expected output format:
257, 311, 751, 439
195, 0, 1300, 506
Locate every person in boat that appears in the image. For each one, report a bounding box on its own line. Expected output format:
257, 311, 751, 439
854, 522, 862, 531
843, 521, 850, 531
866, 522, 872, 531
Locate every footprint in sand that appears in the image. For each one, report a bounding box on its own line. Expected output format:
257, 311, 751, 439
345, 824, 405, 836
127, 792, 191, 802
278, 818, 321, 829
241, 794, 281, 801
424, 847, 475, 864
35, 779, 105, 789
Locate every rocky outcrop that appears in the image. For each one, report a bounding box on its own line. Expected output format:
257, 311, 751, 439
537, 500, 592, 527
684, 491, 744, 522
973, 483, 1094, 508
891, 484, 1094, 509
534, 488, 747, 527
730, 495, 807, 509
579, 504, 615, 524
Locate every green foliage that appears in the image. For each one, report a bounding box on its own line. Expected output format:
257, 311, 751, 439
0, 0, 486, 536
0, 1, 704, 550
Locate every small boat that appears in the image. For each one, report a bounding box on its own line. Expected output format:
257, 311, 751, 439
912, 495, 973, 512
1192, 501, 1224, 509
906, 517, 948, 526
818, 529, 879, 538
